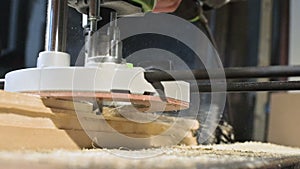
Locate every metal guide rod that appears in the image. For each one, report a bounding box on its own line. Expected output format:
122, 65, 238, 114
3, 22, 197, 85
191, 81, 300, 93
45, 0, 68, 51
89, 0, 101, 33
144, 65, 300, 82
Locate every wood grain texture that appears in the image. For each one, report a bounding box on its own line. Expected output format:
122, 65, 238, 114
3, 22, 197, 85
25, 91, 189, 112
0, 90, 198, 150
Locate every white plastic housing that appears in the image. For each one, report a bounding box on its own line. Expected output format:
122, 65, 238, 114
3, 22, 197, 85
5, 62, 189, 103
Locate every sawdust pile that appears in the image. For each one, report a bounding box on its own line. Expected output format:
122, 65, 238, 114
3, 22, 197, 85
0, 142, 300, 169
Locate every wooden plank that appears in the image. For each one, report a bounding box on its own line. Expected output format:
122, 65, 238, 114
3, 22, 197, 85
0, 90, 199, 149
41, 98, 93, 112
0, 112, 197, 140
0, 117, 197, 150
26, 91, 189, 112
0, 125, 92, 150
0, 90, 198, 135
0, 109, 198, 136
268, 93, 300, 147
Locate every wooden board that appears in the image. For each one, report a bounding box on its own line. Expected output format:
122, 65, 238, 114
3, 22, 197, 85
26, 91, 189, 112
0, 90, 198, 150
0, 125, 92, 150
268, 93, 300, 148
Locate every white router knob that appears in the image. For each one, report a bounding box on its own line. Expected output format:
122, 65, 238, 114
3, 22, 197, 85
37, 51, 70, 68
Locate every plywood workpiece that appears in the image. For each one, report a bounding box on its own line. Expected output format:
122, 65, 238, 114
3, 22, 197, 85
0, 90, 199, 150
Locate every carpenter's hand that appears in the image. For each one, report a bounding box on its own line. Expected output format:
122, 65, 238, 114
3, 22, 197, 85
153, 0, 182, 13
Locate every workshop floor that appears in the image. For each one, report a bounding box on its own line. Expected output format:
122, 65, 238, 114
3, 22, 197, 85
1, 142, 300, 169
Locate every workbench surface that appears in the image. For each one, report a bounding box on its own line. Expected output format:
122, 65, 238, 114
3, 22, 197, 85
1, 142, 300, 169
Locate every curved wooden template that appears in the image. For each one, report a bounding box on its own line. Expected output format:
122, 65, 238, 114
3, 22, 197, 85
25, 91, 189, 112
